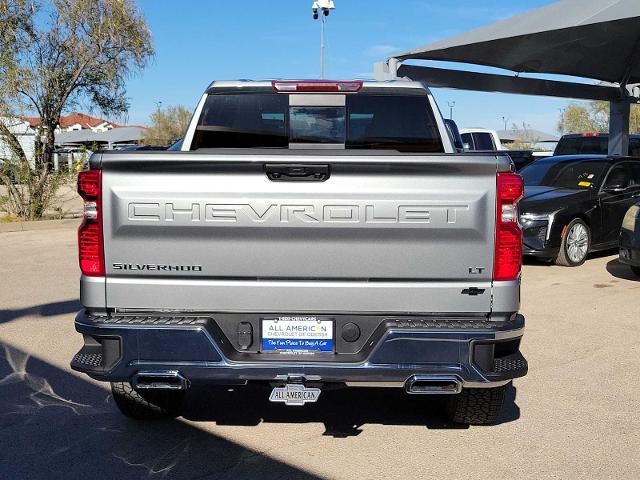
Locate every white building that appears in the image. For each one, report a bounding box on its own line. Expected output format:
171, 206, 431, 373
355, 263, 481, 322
23, 112, 119, 133
0, 117, 36, 164
1, 113, 131, 169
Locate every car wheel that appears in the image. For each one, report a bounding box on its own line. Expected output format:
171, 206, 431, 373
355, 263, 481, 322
111, 382, 184, 419
555, 219, 590, 267
444, 385, 506, 425
631, 266, 640, 277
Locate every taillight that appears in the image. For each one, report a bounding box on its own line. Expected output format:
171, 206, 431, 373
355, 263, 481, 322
77, 169, 104, 276
494, 172, 524, 282
272, 80, 363, 92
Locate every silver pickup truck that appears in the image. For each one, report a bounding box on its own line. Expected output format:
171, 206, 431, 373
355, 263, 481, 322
72, 79, 527, 425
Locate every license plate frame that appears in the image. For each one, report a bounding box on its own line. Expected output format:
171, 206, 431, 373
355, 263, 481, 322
261, 316, 334, 353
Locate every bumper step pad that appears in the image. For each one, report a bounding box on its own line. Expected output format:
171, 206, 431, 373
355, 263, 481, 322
489, 351, 528, 380
387, 318, 508, 330
88, 315, 209, 326
72, 351, 103, 368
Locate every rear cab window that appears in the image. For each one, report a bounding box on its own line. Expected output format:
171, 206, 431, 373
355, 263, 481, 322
191, 89, 444, 153
471, 132, 495, 150
460, 132, 473, 149
554, 136, 609, 155
554, 135, 640, 156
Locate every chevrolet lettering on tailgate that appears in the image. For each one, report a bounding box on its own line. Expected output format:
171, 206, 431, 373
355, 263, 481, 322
126, 202, 468, 226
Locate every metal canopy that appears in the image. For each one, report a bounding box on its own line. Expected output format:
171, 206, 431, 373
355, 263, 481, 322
379, 0, 640, 156
395, 0, 640, 86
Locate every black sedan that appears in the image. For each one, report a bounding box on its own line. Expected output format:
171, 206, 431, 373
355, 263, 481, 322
619, 203, 640, 277
519, 155, 640, 266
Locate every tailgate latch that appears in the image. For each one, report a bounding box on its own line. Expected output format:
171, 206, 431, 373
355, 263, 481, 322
265, 164, 330, 182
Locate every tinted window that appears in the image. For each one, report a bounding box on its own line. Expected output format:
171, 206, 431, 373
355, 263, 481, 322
629, 139, 640, 157
554, 136, 608, 155
346, 95, 443, 152
289, 107, 345, 144
629, 163, 640, 186
603, 165, 632, 190
191, 93, 443, 152
472, 132, 495, 150
555, 136, 640, 156
192, 94, 288, 149
461, 133, 473, 149
521, 159, 608, 189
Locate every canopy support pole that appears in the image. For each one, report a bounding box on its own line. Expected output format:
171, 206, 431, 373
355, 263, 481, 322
373, 58, 400, 80
608, 99, 630, 156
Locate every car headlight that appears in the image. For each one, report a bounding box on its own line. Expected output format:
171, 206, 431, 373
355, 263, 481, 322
519, 213, 550, 222
519, 211, 560, 243
622, 205, 639, 231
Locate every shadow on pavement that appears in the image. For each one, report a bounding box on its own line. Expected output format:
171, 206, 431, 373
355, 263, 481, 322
606, 258, 640, 281
180, 382, 520, 437
0, 299, 80, 325
0, 342, 522, 478
0, 343, 322, 480
523, 249, 617, 267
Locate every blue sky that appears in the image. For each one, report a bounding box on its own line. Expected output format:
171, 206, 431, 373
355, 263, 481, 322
124, 0, 586, 134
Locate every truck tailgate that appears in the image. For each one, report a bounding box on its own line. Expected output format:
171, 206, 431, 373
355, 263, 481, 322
101, 153, 498, 313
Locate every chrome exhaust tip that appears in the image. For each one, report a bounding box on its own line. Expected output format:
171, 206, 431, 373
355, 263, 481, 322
132, 371, 189, 391
405, 375, 462, 395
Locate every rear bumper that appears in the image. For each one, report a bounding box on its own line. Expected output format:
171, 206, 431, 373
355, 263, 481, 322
71, 311, 527, 389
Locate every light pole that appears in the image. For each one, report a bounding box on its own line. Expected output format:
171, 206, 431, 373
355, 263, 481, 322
447, 101, 456, 120
502, 116, 510, 130
312, 1, 335, 79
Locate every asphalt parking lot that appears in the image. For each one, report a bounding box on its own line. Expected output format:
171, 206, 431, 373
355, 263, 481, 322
1, 223, 639, 479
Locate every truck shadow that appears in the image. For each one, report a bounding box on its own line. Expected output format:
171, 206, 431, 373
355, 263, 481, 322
0, 299, 80, 325
181, 382, 521, 436
0, 342, 322, 480
606, 258, 640, 281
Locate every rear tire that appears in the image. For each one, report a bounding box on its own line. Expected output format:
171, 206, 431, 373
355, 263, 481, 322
445, 385, 506, 425
631, 266, 640, 277
555, 218, 590, 267
111, 382, 184, 419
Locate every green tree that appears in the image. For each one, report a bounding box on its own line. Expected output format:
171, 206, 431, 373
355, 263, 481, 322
558, 101, 640, 134
142, 105, 192, 146
0, 0, 153, 219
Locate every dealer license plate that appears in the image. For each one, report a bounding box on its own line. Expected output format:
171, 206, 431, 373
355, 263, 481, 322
261, 316, 334, 352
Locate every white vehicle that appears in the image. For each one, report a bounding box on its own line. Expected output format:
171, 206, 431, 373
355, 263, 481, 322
460, 128, 505, 151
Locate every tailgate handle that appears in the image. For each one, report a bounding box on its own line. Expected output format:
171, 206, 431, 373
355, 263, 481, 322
265, 164, 330, 182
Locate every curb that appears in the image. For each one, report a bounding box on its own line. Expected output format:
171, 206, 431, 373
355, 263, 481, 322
0, 217, 81, 233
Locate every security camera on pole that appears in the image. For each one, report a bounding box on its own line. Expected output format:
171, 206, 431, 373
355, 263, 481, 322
312, 0, 335, 79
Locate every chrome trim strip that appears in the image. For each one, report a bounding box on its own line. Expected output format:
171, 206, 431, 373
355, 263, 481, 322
464, 379, 510, 388
494, 327, 525, 340
345, 381, 405, 388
